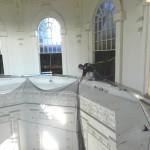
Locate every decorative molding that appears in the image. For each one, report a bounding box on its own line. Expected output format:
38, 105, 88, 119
0, 115, 10, 124
136, 1, 144, 34
80, 96, 116, 130
88, 124, 116, 150
10, 111, 21, 150
109, 137, 117, 150
113, 11, 126, 22
31, 109, 40, 150
31, 9, 66, 33
73, 0, 82, 27
81, 118, 88, 149
0, 91, 77, 108
88, 125, 111, 150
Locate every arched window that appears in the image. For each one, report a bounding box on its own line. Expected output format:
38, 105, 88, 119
38, 17, 62, 74
94, 1, 116, 81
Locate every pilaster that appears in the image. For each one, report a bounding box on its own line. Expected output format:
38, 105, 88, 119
113, 11, 126, 84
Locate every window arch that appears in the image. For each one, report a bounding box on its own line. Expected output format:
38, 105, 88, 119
94, 0, 116, 81
38, 17, 62, 74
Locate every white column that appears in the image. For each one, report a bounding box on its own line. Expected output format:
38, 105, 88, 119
85, 23, 94, 64
61, 29, 68, 75
141, 2, 150, 94
10, 111, 21, 150
113, 11, 126, 84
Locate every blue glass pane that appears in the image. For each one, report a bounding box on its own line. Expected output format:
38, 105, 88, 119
39, 39, 43, 44
109, 3, 115, 11
48, 45, 53, 53
104, 2, 110, 8
43, 39, 47, 45
96, 8, 101, 15
100, 3, 105, 10
39, 21, 47, 30
39, 32, 43, 38
40, 46, 43, 53
57, 45, 61, 52
53, 46, 56, 53
44, 46, 48, 53
112, 7, 116, 14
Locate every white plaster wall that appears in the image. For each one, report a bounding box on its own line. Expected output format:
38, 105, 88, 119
0, 104, 78, 150
88, 134, 109, 150
121, 0, 142, 92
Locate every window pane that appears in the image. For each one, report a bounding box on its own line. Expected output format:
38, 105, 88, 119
112, 22, 116, 28
40, 46, 43, 53
95, 23, 97, 31
98, 32, 102, 41
95, 33, 97, 41
99, 21, 102, 31
97, 42, 100, 50
107, 19, 112, 28
53, 46, 57, 53
44, 46, 48, 53
95, 42, 98, 50
102, 31, 106, 40
112, 39, 115, 49
57, 45, 61, 53
99, 42, 103, 50
112, 28, 116, 39
103, 41, 106, 50
107, 29, 112, 39
49, 45, 52, 53
39, 39, 43, 44
107, 40, 111, 49
103, 18, 107, 30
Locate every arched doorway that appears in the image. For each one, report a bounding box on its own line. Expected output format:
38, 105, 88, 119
38, 17, 62, 74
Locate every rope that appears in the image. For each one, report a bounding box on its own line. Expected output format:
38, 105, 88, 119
94, 57, 115, 64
